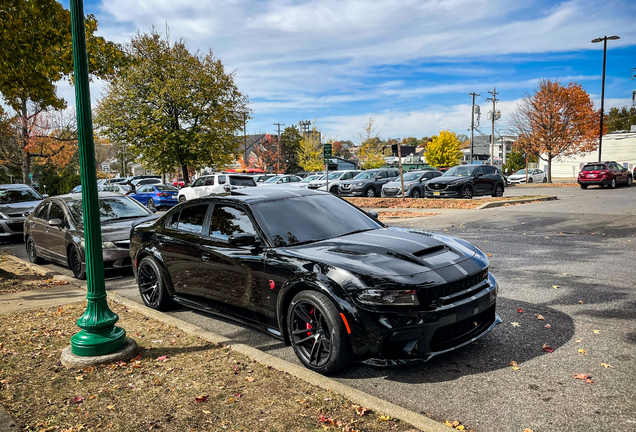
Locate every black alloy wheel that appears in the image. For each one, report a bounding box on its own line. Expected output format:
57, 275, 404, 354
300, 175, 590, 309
365, 187, 375, 198
68, 245, 86, 280
628, 176, 633, 187
411, 189, 421, 198
137, 256, 172, 310
461, 186, 473, 199
492, 184, 504, 197
287, 291, 353, 374
528, 177, 533, 183
178, 195, 186, 203
26, 237, 43, 264
147, 198, 156, 211
330, 186, 339, 195
610, 178, 616, 189
543, 177, 547, 183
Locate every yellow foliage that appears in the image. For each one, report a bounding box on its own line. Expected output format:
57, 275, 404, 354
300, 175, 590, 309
424, 131, 462, 168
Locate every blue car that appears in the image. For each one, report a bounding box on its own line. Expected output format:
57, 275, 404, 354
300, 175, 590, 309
129, 184, 179, 210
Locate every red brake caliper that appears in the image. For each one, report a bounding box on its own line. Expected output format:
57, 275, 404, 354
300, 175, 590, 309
306, 307, 315, 337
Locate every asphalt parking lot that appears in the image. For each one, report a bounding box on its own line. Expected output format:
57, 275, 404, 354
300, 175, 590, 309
2, 184, 635, 432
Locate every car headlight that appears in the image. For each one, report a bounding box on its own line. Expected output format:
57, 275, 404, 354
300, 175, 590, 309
102, 241, 116, 249
405, 182, 413, 188
355, 289, 420, 306
355, 182, 365, 186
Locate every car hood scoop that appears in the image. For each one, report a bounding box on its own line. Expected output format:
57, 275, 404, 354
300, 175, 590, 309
285, 228, 475, 276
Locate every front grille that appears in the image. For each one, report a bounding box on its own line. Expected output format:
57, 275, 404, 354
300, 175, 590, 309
428, 183, 447, 191
418, 270, 488, 305
307, 184, 321, 189
8, 213, 27, 218
340, 184, 352, 189
6, 222, 23, 232
383, 189, 399, 196
429, 305, 496, 351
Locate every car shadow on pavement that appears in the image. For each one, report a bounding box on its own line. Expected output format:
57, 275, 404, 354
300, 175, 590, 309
340, 297, 574, 384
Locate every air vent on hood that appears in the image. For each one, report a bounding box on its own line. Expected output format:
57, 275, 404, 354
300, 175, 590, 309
413, 245, 446, 258
328, 247, 368, 256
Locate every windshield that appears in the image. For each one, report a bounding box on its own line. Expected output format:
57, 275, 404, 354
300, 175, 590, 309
443, 166, 476, 177
264, 176, 282, 183
402, 172, 423, 182
354, 171, 379, 180
300, 175, 319, 183
514, 169, 527, 175
156, 185, 178, 191
327, 172, 343, 180
68, 196, 151, 224
0, 187, 42, 204
230, 176, 256, 186
253, 195, 381, 246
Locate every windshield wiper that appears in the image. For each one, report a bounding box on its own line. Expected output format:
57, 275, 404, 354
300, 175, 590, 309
102, 216, 145, 224
335, 228, 374, 238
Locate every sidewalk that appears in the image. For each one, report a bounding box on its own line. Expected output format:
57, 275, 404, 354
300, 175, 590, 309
0, 254, 452, 432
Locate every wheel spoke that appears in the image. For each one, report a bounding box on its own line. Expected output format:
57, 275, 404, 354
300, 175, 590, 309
292, 328, 311, 336
295, 334, 315, 345
295, 304, 313, 325
309, 339, 321, 364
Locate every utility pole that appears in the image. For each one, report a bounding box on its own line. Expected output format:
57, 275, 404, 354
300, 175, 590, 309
469, 92, 480, 164
274, 123, 284, 173
243, 112, 247, 159
486, 88, 499, 166
398, 144, 405, 201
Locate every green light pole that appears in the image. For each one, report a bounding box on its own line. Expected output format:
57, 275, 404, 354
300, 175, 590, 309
69, 0, 127, 356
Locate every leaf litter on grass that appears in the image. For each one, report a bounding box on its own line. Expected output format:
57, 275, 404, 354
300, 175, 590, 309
0, 300, 419, 432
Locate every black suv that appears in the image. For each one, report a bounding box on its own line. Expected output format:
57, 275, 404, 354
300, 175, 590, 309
425, 165, 505, 199
339, 169, 400, 197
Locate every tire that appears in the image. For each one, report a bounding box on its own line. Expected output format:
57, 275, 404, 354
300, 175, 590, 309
330, 186, 339, 195
365, 187, 375, 198
137, 256, 172, 311
461, 186, 473, 199
147, 198, 156, 211
178, 195, 186, 203
68, 245, 86, 280
492, 184, 504, 197
627, 176, 633, 187
287, 291, 353, 375
528, 177, 533, 183
411, 189, 421, 198
26, 236, 44, 264
610, 178, 616, 189
543, 177, 547, 183
580, 184, 588, 190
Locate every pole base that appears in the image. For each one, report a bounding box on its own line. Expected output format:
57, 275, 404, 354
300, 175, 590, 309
70, 325, 127, 356
62, 336, 137, 369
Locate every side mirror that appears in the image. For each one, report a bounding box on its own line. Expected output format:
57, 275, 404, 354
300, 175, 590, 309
375, 176, 382, 180
229, 233, 256, 247
475, 173, 483, 178
48, 218, 63, 227
367, 210, 379, 219
42, 194, 49, 198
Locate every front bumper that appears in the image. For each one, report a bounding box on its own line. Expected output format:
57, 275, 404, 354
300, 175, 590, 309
508, 178, 527, 184
339, 187, 365, 197
0, 218, 26, 237
353, 273, 499, 361
425, 186, 461, 198
80, 246, 132, 273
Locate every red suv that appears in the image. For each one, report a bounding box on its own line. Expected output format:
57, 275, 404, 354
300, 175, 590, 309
578, 161, 633, 189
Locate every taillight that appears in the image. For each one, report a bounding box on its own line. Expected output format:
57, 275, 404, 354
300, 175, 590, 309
157, 193, 170, 197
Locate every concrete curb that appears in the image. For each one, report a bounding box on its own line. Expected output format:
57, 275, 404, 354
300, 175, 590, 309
475, 195, 557, 210
0, 254, 450, 432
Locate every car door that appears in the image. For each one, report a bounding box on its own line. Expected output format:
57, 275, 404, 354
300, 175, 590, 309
199, 204, 269, 317
158, 203, 210, 298
472, 166, 488, 194
44, 201, 70, 262
131, 186, 150, 205
27, 202, 50, 255
189, 177, 207, 199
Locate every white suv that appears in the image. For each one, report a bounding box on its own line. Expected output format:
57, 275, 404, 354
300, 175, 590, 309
177, 174, 256, 202
307, 170, 361, 194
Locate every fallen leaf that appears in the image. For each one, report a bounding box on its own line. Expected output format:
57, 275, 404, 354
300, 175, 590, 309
202, 410, 211, 414
195, 395, 209, 403
522, 429, 535, 432
575, 339, 582, 343
578, 301, 584, 304
578, 349, 586, 355
534, 314, 545, 320
542, 344, 554, 353
245, 376, 254, 382
517, 308, 524, 313
452, 421, 460, 427
378, 415, 391, 421
355, 406, 369, 416
156, 355, 169, 362
563, 273, 569, 276
544, 324, 551, 328
572, 374, 593, 383
456, 427, 465, 431
107, 405, 115, 411
487, 254, 491, 257
509, 361, 519, 370
75, 375, 84, 382
601, 363, 612, 368
511, 322, 521, 327
552, 285, 560, 289
593, 330, 600, 335
70, 396, 86, 404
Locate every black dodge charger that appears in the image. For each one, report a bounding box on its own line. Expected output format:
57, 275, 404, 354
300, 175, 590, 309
130, 188, 500, 374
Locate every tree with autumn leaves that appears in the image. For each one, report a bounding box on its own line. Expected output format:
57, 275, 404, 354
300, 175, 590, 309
425, 131, 462, 168
0, 0, 126, 184
511, 80, 599, 182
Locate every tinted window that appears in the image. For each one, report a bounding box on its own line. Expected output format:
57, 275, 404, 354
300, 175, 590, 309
432, 172, 442, 178
354, 171, 379, 180
253, 195, 382, 247
281, 177, 290, 183
218, 176, 227, 185
49, 203, 65, 221
166, 211, 179, 229
34, 203, 49, 219
204, 177, 215, 186
209, 206, 256, 241
0, 187, 42, 204
177, 204, 209, 235
388, 171, 399, 177
582, 164, 606, 171
156, 185, 178, 191
230, 177, 257, 186
192, 178, 206, 187
474, 167, 485, 176
290, 176, 300, 182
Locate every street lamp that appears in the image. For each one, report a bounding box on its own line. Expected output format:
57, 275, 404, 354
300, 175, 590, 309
591, 35, 620, 163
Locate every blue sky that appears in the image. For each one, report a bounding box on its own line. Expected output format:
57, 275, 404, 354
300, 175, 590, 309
60, 0, 636, 142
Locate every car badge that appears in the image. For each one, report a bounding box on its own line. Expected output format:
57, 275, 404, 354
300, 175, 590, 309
22, 212, 31, 217
269, 280, 275, 289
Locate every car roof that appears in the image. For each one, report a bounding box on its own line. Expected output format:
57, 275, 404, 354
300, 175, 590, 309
180, 187, 328, 206
50, 192, 128, 203
0, 184, 38, 189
